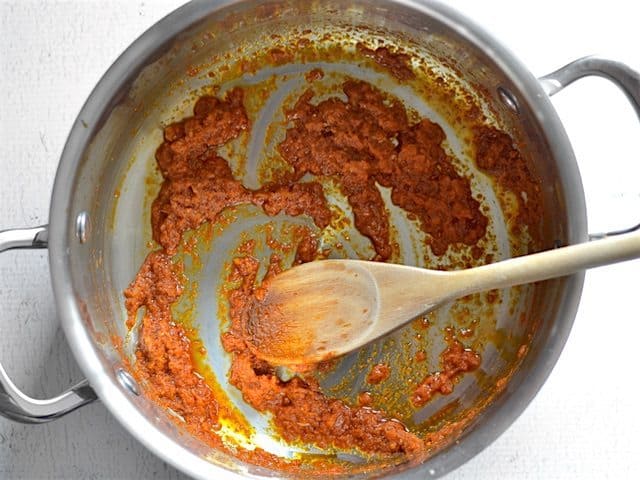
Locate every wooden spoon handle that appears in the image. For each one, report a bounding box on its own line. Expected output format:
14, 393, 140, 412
451, 230, 640, 297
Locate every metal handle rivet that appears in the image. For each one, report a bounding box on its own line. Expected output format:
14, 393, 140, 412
116, 368, 140, 396
497, 86, 520, 114
75, 211, 89, 244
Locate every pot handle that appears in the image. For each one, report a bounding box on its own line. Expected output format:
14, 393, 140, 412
539, 56, 640, 239
0, 226, 97, 423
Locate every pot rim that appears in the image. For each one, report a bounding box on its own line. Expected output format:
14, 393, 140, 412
48, 1, 587, 479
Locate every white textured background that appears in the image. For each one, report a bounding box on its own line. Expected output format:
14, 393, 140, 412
0, 1, 638, 479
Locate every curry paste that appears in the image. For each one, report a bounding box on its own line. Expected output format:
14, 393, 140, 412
124, 72, 536, 467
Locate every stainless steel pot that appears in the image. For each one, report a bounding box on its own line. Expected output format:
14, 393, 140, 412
1, 1, 638, 478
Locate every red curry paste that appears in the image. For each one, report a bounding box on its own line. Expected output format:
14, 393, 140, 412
411, 339, 481, 408
367, 363, 391, 385
124, 70, 537, 467
356, 43, 416, 81
278, 80, 487, 259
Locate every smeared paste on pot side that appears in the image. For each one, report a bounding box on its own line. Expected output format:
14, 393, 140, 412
124, 59, 539, 468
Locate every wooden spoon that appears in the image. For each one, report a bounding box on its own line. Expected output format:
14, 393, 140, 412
245, 230, 640, 365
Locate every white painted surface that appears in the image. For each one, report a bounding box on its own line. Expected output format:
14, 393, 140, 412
0, 1, 638, 478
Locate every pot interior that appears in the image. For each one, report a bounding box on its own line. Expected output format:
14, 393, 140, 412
62, 0, 580, 477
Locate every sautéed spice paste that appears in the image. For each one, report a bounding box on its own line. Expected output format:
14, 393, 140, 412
122, 74, 536, 467
278, 80, 487, 259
